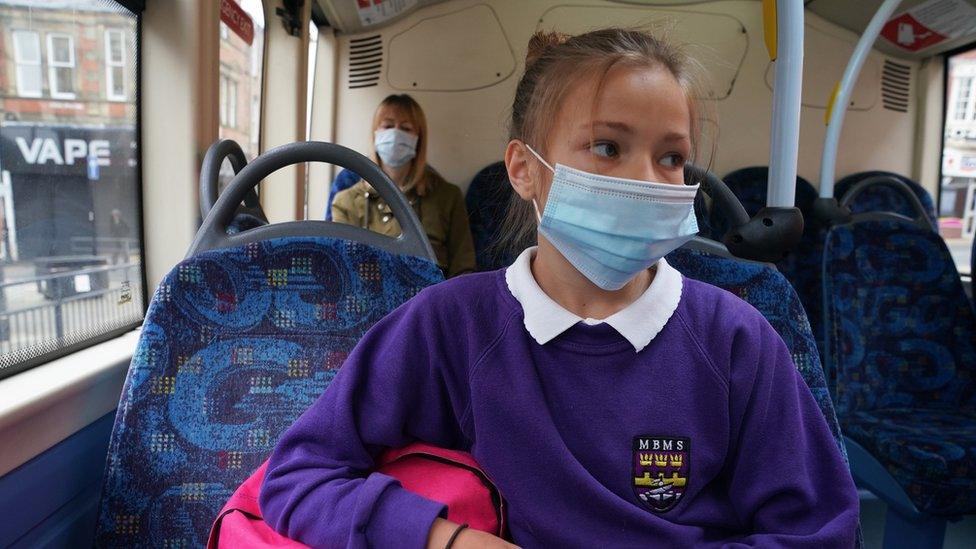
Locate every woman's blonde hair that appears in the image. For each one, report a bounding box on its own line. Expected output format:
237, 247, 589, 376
371, 94, 430, 194
501, 27, 715, 255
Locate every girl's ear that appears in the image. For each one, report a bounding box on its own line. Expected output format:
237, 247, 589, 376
505, 140, 538, 201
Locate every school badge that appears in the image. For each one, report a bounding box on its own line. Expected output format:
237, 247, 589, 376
633, 436, 689, 512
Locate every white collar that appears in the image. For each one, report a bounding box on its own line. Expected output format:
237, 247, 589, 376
504, 247, 683, 352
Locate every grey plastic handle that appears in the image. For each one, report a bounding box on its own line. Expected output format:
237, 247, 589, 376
839, 175, 931, 230
198, 139, 258, 219
187, 141, 436, 260
685, 163, 750, 233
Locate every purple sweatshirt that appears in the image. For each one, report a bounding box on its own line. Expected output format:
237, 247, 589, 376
260, 270, 859, 548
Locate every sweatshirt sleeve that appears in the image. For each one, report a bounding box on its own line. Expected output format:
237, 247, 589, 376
723, 321, 860, 548
259, 295, 466, 549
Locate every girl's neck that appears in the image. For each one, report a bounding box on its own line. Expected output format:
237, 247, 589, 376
381, 162, 412, 189
531, 236, 653, 320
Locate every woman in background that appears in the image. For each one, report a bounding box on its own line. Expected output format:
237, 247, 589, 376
330, 94, 476, 278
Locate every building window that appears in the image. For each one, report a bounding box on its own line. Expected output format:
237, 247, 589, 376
105, 29, 127, 101
12, 30, 42, 98
219, 74, 239, 129
952, 76, 974, 121
46, 33, 76, 99
228, 78, 238, 129
219, 74, 228, 126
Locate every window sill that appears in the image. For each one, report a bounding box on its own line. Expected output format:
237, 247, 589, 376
0, 330, 139, 477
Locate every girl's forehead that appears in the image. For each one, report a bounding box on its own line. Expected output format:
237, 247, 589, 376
558, 65, 689, 129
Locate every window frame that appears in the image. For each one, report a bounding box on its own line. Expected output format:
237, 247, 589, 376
0, 5, 147, 382
105, 29, 127, 101
11, 30, 42, 98
45, 32, 76, 100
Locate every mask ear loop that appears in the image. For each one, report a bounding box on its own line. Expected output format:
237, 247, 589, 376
524, 143, 553, 225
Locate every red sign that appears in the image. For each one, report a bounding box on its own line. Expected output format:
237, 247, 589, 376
220, 0, 255, 46
881, 13, 947, 52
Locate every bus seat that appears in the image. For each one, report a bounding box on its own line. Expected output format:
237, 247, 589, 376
95, 142, 445, 547
667, 247, 847, 463
199, 139, 270, 233
465, 161, 517, 271
712, 167, 818, 235
835, 171, 938, 230
93, 238, 443, 547
822, 216, 976, 534
710, 167, 827, 353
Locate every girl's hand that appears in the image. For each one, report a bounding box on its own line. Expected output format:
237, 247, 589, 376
426, 518, 521, 549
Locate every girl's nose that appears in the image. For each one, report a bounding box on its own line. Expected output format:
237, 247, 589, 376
630, 156, 660, 183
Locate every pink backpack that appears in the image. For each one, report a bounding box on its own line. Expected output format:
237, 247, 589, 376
207, 443, 505, 548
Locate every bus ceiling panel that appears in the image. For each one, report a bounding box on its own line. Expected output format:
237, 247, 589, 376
807, 0, 976, 60
538, 5, 748, 100
387, 4, 515, 92
315, 0, 450, 34
763, 15, 881, 111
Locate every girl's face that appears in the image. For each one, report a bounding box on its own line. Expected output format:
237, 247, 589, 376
510, 65, 692, 206
374, 105, 419, 136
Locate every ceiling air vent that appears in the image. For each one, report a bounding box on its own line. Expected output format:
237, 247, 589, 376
348, 34, 382, 89
881, 60, 911, 113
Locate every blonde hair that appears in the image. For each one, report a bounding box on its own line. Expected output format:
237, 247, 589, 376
371, 94, 430, 194
501, 27, 714, 254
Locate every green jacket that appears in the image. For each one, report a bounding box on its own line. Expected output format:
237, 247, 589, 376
331, 168, 476, 278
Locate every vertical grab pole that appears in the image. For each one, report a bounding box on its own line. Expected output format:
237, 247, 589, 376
818, 0, 903, 198
766, 0, 804, 208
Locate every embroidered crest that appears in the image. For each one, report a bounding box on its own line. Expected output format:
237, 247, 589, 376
633, 436, 689, 512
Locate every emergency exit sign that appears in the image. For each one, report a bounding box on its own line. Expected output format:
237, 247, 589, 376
221, 0, 254, 46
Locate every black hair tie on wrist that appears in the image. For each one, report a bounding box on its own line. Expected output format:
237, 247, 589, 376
445, 523, 469, 549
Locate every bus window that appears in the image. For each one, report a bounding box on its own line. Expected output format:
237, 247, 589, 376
218, 0, 265, 191
0, 0, 142, 379
940, 46, 976, 274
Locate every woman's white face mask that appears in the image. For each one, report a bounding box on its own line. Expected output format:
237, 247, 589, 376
374, 128, 418, 168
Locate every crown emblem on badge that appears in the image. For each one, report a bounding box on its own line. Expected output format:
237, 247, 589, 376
638, 453, 683, 468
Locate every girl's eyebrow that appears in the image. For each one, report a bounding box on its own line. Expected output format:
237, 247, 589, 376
662, 132, 691, 142
581, 120, 633, 134
581, 121, 690, 142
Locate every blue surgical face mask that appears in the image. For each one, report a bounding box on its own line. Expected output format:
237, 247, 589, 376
374, 128, 418, 168
526, 145, 699, 291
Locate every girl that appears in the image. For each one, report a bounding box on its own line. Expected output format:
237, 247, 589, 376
330, 94, 476, 278
260, 29, 859, 548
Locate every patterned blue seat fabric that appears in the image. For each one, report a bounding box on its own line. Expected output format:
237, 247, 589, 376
666, 248, 847, 462
834, 171, 938, 230
710, 167, 828, 353
95, 237, 444, 547
822, 219, 976, 515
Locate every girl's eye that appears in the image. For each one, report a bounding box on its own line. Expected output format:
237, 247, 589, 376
660, 153, 685, 168
590, 141, 619, 158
